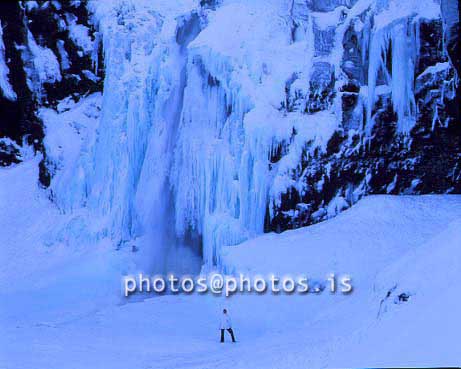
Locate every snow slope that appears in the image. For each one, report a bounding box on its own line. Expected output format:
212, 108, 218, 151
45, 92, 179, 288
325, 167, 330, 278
222, 195, 460, 285
1, 158, 460, 369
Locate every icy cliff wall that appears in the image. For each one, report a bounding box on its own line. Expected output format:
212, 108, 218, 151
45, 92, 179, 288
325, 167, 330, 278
266, 0, 461, 231
0, 1, 103, 182
1, 0, 459, 270
171, 0, 460, 265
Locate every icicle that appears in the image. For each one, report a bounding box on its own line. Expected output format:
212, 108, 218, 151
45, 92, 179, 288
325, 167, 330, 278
366, 18, 418, 135
431, 104, 440, 130
390, 20, 417, 133
366, 27, 389, 135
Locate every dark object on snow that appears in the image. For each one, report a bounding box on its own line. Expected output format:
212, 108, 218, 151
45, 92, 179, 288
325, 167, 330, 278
397, 292, 411, 303
220, 328, 236, 343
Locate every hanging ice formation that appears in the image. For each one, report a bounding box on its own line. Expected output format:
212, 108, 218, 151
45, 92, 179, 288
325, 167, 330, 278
43, 0, 445, 271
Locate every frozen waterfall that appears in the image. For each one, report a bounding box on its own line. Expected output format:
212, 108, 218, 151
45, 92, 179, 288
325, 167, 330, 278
42, 0, 445, 273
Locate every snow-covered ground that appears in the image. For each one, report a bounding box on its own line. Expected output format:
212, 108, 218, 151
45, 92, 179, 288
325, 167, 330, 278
1, 158, 460, 369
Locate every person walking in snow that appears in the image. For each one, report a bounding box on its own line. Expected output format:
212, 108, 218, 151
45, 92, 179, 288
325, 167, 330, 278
220, 309, 236, 343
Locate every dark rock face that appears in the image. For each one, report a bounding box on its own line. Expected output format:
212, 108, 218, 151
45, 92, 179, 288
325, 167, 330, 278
267, 11, 460, 232
0, 3, 42, 168
0, 1, 103, 184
